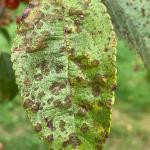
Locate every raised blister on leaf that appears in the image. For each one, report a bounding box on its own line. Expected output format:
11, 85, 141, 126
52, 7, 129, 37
11, 0, 116, 149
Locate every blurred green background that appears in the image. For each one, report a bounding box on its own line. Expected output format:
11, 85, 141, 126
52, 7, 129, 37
0, 4, 150, 150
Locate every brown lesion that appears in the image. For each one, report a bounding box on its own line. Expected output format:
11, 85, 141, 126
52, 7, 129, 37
45, 135, 54, 143
34, 73, 43, 81
47, 97, 54, 104
91, 74, 108, 97
78, 100, 93, 111
34, 123, 42, 132
55, 64, 64, 74
24, 77, 32, 87
80, 123, 89, 133
91, 83, 101, 97
68, 8, 87, 18
49, 82, 66, 95
73, 53, 94, 69
76, 107, 87, 117
25, 35, 48, 53
68, 6, 89, 33
53, 100, 63, 108
64, 95, 72, 109
59, 120, 66, 132
59, 46, 67, 53
30, 102, 41, 113
111, 84, 117, 91
91, 59, 100, 67
63, 133, 81, 148
64, 27, 73, 34
98, 100, 112, 110
23, 98, 41, 113
95, 134, 107, 150
36, 60, 50, 76
23, 98, 34, 108
75, 76, 85, 83
53, 95, 72, 109
44, 118, 54, 130
38, 91, 45, 99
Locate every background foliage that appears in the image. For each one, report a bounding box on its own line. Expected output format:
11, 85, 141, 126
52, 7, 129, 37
0, 2, 150, 150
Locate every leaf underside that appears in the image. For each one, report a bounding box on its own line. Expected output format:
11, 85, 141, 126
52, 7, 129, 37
103, 0, 150, 73
11, 0, 116, 149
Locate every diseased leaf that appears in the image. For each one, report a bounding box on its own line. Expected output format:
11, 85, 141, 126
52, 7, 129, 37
103, 0, 150, 73
11, 0, 116, 149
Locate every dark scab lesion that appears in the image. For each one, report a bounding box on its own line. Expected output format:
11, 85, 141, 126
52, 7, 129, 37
98, 100, 112, 110
23, 98, 34, 108
38, 91, 45, 99
59, 46, 67, 53
45, 118, 54, 130
91, 59, 100, 67
69, 8, 86, 18
95, 136, 107, 150
34, 123, 42, 132
24, 77, 32, 87
55, 64, 64, 74
45, 135, 54, 143
76, 76, 84, 83
64, 27, 73, 34
53, 100, 63, 108
53, 95, 72, 109
31, 102, 41, 113
36, 60, 50, 76
68, 48, 75, 59
59, 120, 66, 132
63, 133, 81, 148
64, 95, 72, 109
91, 74, 108, 97
36, 21, 44, 29
23, 99, 40, 113
76, 107, 87, 117
73, 55, 92, 69
92, 83, 101, 97
111, 84, 117, 91
41, 31, 50, 37
49, 82, 66, 95
47, 97, 54, 104
74, 19, 82, 33
25, 35, 48, 53
34, 73, 43, 81
80, 123, 89, 133
78, 101, 93, 111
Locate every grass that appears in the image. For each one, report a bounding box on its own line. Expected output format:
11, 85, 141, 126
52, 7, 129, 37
0, 5, 150, 149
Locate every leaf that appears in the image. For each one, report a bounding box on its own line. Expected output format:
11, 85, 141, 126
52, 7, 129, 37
102, 0, 150, 74
11, 0, 116, 149
0, 52, 18, 102
0, 28, 11, 43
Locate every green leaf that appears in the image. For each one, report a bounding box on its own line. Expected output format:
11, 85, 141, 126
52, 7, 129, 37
11, 0, 116, 149
0, 28, 11, 43
0, 52, 18, 102
103, 0, 150, 74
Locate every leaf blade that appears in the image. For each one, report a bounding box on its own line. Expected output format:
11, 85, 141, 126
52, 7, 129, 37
11, 0, 116, 149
